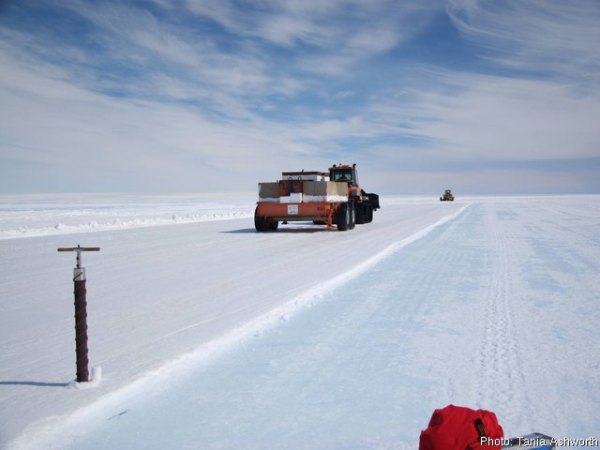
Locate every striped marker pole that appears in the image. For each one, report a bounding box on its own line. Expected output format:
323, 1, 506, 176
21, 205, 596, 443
57, 245, 100, 383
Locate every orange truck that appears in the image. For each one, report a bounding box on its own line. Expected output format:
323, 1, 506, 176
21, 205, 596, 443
254, 163, 380, 232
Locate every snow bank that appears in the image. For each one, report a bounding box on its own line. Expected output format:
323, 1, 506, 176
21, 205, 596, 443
0, 192, 256, 239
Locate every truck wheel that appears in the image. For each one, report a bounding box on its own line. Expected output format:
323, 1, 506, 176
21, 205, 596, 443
349, 202, 356, 229
336, 203, 350, 231
365, 204, 373, 223
254, 207, 271, 232
355, 204, 365, 224
268, 220, 279, 231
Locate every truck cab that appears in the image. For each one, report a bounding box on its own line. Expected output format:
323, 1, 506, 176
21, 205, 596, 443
329, 164, 358, 187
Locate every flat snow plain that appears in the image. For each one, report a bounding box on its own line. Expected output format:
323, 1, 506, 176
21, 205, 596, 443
1, 194, 599, 449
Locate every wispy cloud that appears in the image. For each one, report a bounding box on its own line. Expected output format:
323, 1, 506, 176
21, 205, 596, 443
184, 0, 441, 76
365, 69, 600, 160
447, 0, 600, 84
185, 1, 437, 49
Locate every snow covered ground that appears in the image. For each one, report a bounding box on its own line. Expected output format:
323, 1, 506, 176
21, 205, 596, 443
1, 195, 599, 449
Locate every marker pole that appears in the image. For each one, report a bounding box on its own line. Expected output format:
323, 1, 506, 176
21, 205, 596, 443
58, 245, 100, 383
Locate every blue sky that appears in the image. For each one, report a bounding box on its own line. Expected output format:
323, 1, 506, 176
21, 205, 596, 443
1, 0, 599, 194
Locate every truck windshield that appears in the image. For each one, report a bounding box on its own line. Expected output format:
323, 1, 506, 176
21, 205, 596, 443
331, 170, 353, 182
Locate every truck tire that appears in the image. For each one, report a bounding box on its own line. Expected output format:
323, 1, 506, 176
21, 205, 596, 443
255, 212, 268, 232
365, 204, 373, 223
255, 207, 278, 232
349, 202, 356, 230
355, 203, 366, 224
336, 203, 350, 231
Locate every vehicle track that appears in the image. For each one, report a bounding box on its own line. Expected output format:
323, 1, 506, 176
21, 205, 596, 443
476, 203, 533, 428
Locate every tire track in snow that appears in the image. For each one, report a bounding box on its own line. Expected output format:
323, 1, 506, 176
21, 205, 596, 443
477, 203, 533, 427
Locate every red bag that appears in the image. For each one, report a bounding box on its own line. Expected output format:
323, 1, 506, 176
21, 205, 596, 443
419, 404, 504, 450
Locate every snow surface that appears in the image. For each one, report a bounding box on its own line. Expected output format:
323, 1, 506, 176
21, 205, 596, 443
1, 195, 599, 449
0, 193, 256, 240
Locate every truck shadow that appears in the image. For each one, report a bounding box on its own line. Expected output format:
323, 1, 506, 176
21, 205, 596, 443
221, 228, 257, 234
223, 226, 332, 234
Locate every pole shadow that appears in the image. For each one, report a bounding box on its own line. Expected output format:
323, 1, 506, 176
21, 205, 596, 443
0, 380, 70, 388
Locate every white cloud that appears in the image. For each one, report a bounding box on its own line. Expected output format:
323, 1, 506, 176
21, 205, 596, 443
185, 0, 441, 63
49, 0, 302, 109
0, 48, 323, 192
367, 70, 600, 162
447, 0, 600, 83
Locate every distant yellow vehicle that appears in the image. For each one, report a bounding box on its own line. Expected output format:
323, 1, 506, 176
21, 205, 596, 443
440, 189, 455, 202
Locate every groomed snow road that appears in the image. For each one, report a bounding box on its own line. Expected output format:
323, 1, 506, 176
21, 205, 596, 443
3, 197, 600, 449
